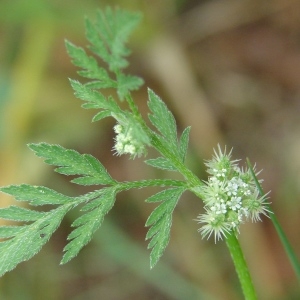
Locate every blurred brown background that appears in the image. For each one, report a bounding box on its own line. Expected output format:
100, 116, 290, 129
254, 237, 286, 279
0, 0, 299, 299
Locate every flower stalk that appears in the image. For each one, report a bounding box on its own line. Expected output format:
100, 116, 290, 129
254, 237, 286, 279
226, 232, 257, 300
192, 145, 273, 297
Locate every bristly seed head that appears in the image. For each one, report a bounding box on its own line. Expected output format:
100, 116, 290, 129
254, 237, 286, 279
195, 144, 270, 242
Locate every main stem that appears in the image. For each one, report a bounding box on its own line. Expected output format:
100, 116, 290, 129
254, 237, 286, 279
226, 232, 257, 300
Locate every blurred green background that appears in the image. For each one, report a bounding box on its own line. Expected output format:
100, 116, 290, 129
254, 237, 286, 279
0, 0, 299, 299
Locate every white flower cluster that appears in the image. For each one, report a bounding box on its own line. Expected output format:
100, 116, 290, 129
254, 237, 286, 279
113, 123, 146, 158
195, 145, 270, 242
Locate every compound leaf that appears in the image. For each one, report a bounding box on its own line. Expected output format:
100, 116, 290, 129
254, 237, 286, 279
87, 7, 142, 71
68, 7, 143, 110
65, 41, 115, 88
0, 204, 72, 277
28, 143, 116, 186
70, 79, 122, 117
145, 187, 185, 268
61, 187, 117, 264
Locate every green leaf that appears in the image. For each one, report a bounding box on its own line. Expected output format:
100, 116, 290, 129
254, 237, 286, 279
84, 80, 117, 90
70, 79, 122, 115
68, 8, 144, 107
146, 200, 171, 226
145, 187, 185, 268
85, 17, 111, 68
145, 217, 164, 240
61, 187, 117, 264
147, 89, 178, 153
0, 206, 46, 222
0, 205, 72, 276
0, 184, 71, 206
145, 188, 182, 203
28, 143, 116, 186
0, 226, 24, 239
179, 126, 191, 162
86, 7, 142, 72
116, 73, 144, 100
147, 215, 171, 250
144, 157, 177, 171
92, 110, 111, 122
65, 41, 115, 87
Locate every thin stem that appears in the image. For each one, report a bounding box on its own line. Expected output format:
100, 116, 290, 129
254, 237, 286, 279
246, 158, 300, 282
226, 232, 257, 300
117, 179, 187, 191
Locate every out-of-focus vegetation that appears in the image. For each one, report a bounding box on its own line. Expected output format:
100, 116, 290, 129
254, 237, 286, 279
0, 0, 299, 299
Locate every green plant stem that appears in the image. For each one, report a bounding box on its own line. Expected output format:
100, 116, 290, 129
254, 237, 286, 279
226, 232, 257, 300
246, 158, 300, 282
117, 179, 187, 191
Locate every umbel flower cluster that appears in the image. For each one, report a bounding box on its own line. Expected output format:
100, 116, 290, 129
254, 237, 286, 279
195, 145, 270, 242
113, 123, 147, 158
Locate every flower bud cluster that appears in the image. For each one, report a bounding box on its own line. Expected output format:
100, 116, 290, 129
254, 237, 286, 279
195, 145, 270, 242
113, 123, 147, 158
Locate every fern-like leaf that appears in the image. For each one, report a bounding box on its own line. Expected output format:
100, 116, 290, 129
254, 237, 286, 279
0, 177, 117, 274
61, 187, 117, 264
69, 79, 122, 121
65, 41, 115, 87
75, 7, 144, 100
28, 143, 116, 185
86, 7, 142, 72
147, 89, 178, 153
0, 204, 73, 276
145, 187, 185, 268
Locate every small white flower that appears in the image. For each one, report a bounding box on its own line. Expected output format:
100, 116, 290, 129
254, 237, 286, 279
227, 196, 242, 211
112, 122, 147, 158
211, 202, 227, 214
239, 207, 249, 219
114, 124, 123, 134
196, 210, 231, 242
195, 145, 271, 242
243, 191, 271, 222
124, 144, 136, 154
